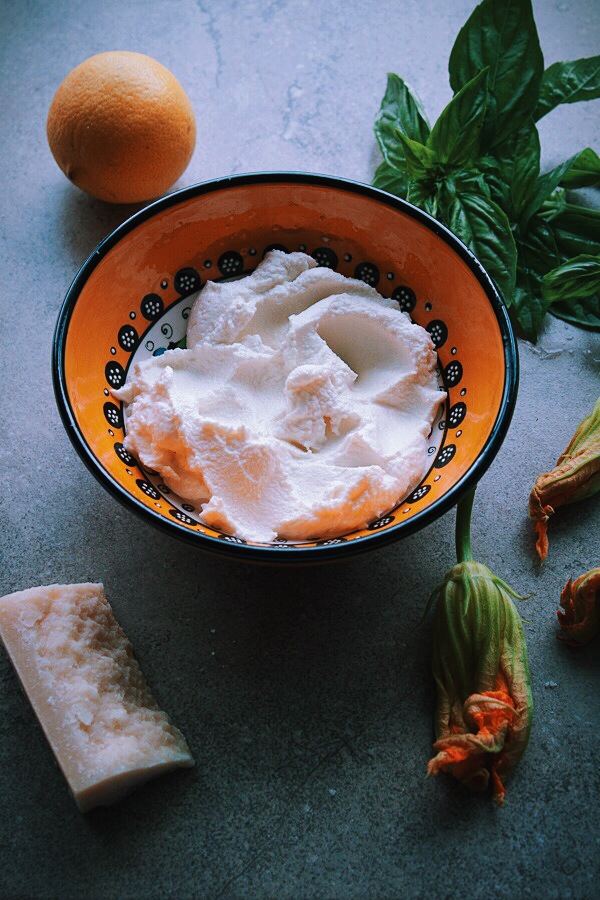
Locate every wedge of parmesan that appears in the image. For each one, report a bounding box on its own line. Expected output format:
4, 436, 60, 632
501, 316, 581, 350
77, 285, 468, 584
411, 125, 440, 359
0, 582, 194, 812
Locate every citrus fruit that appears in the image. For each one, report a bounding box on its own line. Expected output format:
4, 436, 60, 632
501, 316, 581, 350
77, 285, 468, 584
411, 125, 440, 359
46, 51, 196, 204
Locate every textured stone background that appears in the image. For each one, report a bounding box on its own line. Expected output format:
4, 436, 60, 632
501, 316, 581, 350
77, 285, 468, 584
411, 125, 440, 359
1, 1, 599, 897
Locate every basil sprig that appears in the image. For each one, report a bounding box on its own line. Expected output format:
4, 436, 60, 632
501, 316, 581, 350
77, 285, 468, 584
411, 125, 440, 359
373, 0, 600, 340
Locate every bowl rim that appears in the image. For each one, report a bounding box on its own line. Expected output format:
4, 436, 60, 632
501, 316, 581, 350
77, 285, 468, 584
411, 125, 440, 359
52, 170, 518, 562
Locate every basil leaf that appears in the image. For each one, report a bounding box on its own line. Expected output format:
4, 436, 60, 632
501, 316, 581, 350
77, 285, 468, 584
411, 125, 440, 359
478, 153, 511, 211
375, 74, 430, 170
510, 215, 564, 339
539, 190, 600, 231
482, 120, 540, 219
519, 215, 561, 275
372, 158, 410, 198
440, 190, 517, 303
548, 207, 600, 259
534, 56, 600, 120
512, 267, 551, 341
550, 295, 600, 331
519, 154, 579, 229
448, 0, 544, 148
393, 130, 438, 178
406, 178, 438, 217
453, 168, 491, 200
427, 69, 489, 165
559, 148, 600, 190
542, 254, 600, 302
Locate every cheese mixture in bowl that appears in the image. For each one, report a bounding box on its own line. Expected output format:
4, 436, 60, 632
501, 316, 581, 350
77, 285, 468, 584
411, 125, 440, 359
114, 250, 446, 542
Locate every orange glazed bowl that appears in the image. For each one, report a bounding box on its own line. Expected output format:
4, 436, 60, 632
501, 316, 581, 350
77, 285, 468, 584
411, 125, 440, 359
53, 173, 518, 562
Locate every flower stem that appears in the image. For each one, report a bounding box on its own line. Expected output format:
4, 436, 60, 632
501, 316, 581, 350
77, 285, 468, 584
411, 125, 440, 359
455, 487, 476, 563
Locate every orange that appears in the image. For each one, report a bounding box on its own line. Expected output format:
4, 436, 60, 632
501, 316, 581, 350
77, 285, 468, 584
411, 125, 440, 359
46, 51, 196, 204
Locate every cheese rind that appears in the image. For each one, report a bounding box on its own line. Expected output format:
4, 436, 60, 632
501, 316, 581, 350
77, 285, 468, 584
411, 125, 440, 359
0, 582, 194, 812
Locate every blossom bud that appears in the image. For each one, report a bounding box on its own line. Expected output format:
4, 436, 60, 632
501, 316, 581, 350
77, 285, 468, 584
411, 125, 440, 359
427, 561, 533, 805
529, 398, 600, 561
557, 567, 600, 646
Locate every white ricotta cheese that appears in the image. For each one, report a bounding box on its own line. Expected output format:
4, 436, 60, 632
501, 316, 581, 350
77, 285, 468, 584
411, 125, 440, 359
115, 250, 445, 542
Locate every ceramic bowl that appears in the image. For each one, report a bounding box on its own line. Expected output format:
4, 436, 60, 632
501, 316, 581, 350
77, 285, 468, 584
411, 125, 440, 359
53, 172, 518, 562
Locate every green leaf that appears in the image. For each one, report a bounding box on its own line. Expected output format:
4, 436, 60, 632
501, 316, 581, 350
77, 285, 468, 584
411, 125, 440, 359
519, 154, 579, 229
440, 189, 517, 303
427, 68, 489, 165
453, 168, 492, 200
509, 215, 562, 340
477, 153, 511, 211
393, 130, 438, 178
481, 120, 540, 219
448, 0, 544, 148
511, 267, 551, 341
509, 222, 600, 336
534, 56, 600, 120
375, 74, 430, 155
406, 178, 438, 217
519, 215, 561, 277
550, 295, 600, 331
548, 206, 600, 259
539, 187, 600, 226
372, 158, 410, 198
542, 254, 600, 303
374, 75, 430, 175
559, 148, 600, 190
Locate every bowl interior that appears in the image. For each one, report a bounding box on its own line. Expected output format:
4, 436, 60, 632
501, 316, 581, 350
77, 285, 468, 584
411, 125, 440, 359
54, 174, 517, 560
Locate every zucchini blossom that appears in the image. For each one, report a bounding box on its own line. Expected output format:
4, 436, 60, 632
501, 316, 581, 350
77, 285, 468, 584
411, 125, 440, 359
558, 567, 600, 646
529, 397, 600, 561
427, 491, 533, 805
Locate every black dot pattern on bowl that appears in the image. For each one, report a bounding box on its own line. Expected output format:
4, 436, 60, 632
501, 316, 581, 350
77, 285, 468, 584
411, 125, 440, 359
218, 251, 244, 277
105, 361, 125, 389
426, 319, 448, 349
406, 484, 431, 503
316, 537, 346, 545
137, 479, 161, 500
118, 324, 138, 352
392, 285, 416, 312
169, 509, 197, 525
434, 444, 456, 468
182, 503, 195, 512
114, 442, 136, 467
312, 247, 338, 269
443, 360, 463, 387
220, 534, 247, 544
354, 262, 380, 286
103, 402, 122, 429
141, 293, 164, 321
174, 268, 201, 296
367, 514, 395, 530
448, 402, 467, 428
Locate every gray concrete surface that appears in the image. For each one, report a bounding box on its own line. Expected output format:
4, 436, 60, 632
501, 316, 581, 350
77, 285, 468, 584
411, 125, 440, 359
1, 1, 599, 897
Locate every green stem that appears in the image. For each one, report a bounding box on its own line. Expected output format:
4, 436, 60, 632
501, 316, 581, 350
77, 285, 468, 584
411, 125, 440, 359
455, 487, 476, 563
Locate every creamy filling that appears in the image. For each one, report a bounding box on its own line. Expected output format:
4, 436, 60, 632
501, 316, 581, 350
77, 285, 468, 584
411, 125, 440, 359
114, 250, 446, 542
